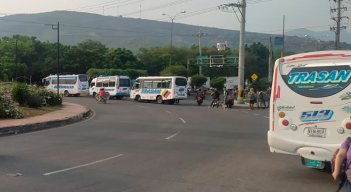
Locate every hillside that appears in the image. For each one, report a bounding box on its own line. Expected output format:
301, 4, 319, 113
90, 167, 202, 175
0, 11, 349, 53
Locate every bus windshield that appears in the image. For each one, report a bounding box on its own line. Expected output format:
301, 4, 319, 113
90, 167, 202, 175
281, 64, 351, 98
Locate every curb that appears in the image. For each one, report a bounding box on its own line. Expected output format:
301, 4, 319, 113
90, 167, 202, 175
0, 107, 93, 137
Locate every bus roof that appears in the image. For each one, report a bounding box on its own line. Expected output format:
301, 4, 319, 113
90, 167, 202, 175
136, 76, 186, 80
279, 50, 351, 63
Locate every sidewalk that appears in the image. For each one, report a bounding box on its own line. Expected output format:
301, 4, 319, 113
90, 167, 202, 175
0, 102, 91, 136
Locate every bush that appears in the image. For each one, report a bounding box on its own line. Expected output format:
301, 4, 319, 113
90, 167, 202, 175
210, 77, 226, 91
27, 92, 43, 108
11, 83, 30, 106
0, 91, 24, 119
191, 75, 207, 87
42, 90, 62, 106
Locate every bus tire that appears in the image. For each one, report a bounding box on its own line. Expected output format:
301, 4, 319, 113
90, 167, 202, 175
156, 96, 163, 104
168, 99, 175, 105
135, 95, 141, 102
93, 92, 96, 97
64, 90, 69, 97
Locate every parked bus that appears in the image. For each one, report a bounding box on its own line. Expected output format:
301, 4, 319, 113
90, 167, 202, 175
268, 50, 351, 169
130, 76, 187, 104
42, 74, 89, 96
89, 76, 131, 99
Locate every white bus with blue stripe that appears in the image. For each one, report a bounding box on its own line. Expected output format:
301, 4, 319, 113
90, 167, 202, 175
268, 50, 351, 169
130, 76, 188, 104
42, 74, 89, 96
89, 76, 131, 100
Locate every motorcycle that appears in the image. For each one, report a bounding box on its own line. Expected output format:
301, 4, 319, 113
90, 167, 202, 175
195, 94, 204, 106
95, 94, 108, 104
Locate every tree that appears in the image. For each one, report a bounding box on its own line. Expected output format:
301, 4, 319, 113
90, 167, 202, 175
190, 75, 207, 87
160, 65, 187, 76
210, 77, 226, 91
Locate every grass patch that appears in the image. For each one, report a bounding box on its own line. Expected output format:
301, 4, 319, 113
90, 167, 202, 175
20, 106, 62, 118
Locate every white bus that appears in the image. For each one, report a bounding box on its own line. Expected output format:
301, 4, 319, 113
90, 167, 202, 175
42, 74, 89, 96
130, 76, 188, 104
268, 50, 351, 169
89, 76, 131, 99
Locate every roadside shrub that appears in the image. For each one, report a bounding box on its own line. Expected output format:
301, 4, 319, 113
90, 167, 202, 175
210, 77, 226, 91
11, 83, 30, 106
40, 90, 62, 106
27, 92, 43, 108
191, 75, 208, 87
0, 91, 24, 119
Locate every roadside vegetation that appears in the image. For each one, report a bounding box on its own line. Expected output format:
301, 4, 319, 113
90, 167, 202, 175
0, 82, 62, 119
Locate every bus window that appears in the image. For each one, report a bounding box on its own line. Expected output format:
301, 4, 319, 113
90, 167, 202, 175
90, 82, 95, 88
282, 65, 351, 98
175, 78, 187, 86
79, 74, 88, 82
143, 81, 153, 89
120, 79, 130, 87
102, 80, 109, 87
108, 81, 115, 87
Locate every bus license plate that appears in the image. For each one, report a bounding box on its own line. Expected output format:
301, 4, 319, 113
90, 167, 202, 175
305, 127, 326, 138
302, 158, 325, 169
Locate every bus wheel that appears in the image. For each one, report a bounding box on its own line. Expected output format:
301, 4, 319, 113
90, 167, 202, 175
64, 90, 69, 97
93, 92, 96, 97
135, 95, 141, 102
156, 96, 163, 104
168, 99, 175, 105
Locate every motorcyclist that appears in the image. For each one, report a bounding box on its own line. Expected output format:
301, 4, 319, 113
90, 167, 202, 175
97, 88, 108, 103
195, 89, 205, 105
210, 89, 220, 107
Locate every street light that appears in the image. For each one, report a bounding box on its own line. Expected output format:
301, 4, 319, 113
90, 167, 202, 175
162, 11, 186, 67
45, 22, 60, 96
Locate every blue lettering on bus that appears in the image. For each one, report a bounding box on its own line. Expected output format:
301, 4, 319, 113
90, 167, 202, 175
141, 89, 161, 94
300, 110, 334, 122
54, 85, 74, 89
288, 70, 351, 84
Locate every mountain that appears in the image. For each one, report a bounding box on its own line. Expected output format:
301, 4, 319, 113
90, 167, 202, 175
0, 11, 349, 53
286, 28, 351, 44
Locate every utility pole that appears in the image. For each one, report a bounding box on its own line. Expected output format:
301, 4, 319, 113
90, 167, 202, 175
219, 0, 246, 104
195, 29, 206, 75
46, 22, 60, 96
330, 0, 348, 50
162, 11, 186, 68
268, 37, 273, 83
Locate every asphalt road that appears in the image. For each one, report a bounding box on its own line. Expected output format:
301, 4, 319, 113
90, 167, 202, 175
0, 96, 338, 192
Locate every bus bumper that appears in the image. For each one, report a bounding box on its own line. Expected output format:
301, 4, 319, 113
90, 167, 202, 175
267, 131, 337, 161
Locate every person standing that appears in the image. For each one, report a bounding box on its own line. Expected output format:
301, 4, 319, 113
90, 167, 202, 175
332, 137, 351, 192
247, 88, 256, 110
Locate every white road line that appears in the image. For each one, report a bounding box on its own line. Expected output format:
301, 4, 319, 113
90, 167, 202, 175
264, 116, 269, 119
253, 113, 259, 116
165, 132, 179, 140
179, 118, 186, 124
43, 154, 124, 176
165, 111, 172, 114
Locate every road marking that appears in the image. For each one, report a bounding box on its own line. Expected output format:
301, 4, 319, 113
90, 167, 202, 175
179, 118, 186, 124
253, 113, 259, 116
165, 111, 172, 114
43, 154, 124, 176
136, 105, 146, 108
264, 116, 269, 119
165, 132, 179, 140
242, 111, 249, 114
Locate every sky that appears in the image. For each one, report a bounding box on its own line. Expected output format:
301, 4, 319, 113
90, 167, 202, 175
0, 0, 350, 34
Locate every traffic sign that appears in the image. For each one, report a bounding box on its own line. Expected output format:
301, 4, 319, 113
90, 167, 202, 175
251, 73, 258, 82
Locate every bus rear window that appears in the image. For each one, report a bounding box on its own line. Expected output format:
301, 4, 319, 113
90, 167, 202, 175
281, 65, 351, 98
119, 79, 130, 87
175, 78, 187, 86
